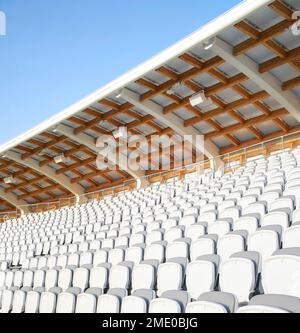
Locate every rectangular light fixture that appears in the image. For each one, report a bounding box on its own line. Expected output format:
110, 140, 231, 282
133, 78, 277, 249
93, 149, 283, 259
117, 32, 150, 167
54, 154, 67, 164
189, 91, 207, 107
113, 127, 127, 139
203, 37, 215, 50
4, 176, 15, 184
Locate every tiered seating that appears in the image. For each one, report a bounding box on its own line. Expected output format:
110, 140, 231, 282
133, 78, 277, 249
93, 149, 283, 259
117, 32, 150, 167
1, 148, 300, 313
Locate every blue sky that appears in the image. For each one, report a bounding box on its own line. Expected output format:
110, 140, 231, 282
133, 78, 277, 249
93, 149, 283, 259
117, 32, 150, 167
0, 0, 241, 144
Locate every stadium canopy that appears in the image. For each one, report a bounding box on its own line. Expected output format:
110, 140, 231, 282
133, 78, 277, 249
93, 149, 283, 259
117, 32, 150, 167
0, 0, 299, 212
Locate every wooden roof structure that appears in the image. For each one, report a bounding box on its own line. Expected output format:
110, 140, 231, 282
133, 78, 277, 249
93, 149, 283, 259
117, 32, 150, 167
0, 0, 299, 213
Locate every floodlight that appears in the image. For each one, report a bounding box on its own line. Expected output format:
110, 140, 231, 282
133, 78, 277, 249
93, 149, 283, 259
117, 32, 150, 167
113, 127, 127, 139
189, 91, 207, 107
54, 154, 67, 164
4, 176, 15, 184
203, 38, 215, 50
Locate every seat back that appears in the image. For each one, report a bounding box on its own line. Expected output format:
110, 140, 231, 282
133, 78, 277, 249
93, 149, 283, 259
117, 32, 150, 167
121, 296, 148, 313
132, 263, 156, 291
186, 256, 218, 300
25, 291, 40, 313
219, 257, 257, 303
73, 268, 89, 291
166, 241, 189, 261
56, 292, 76, 313
262, 250, 300, 298
157, 262, 183, 297
149, 298, 181, 314
97, 294, 120, 313
190, 236, 217, 261
89, 266, 108, 289
39, 292, 57, 313
109, 265, 130, 289
75, 293, 97, 313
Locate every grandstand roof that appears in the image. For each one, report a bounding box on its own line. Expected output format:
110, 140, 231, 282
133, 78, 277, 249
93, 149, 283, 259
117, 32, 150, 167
0, 0, 300, 212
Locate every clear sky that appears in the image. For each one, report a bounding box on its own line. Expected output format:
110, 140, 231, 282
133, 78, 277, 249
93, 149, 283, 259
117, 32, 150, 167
0, 0, 241, 144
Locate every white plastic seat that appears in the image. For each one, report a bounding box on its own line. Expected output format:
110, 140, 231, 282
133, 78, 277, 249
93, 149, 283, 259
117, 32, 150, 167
125, 247, 143, 266
0, 271, 5, 289
217, 232, 246, 261
78, 242, 90, 253
185, 224, 206, 241
101, 239, 114, 250
97, 294, 120, 313
186, 291, 238, 313
115, 236, 129, 248
219, 252, 259, 304
166, 241, 189, 261
108, 249, 125, 267
238, 196, 257, 212
190, 235, 217, 261
56, 255, 68, 269
89, 240, 101, 251
29, 257, 38, 270
33, 270, 46, 289
219, 207, 240, 222
129, 233, 145, 247
233, 217, 258, 235
146, 222, 161, 233
132, 263, 156, 292
269, 197, 294, 214
248, 227, 281, 263
164, 227, 184, 243
109, 264, 130, 290
13, 270, 24, 289
262, 212, 289, 230
146, 230, 164, 245
0, 289, 13, 313
45, 269, 59, 291
24, 291, 40, 313
284, 186, 300, 208
11, 290, 26, 313
218, 200, 236, 213
22, 270, 34, 290
262, 248, 300, 298
293, 208, 300, 224
207, 221, 231, 238
88, 266, 108, 292
199, 211, 217, 224
237, 295, 300, 313
72, 267, 89, 292
144, 244, 165, 263
56, 292, 76, 313
75, 293, 97, 313
80, 252, 93, 267
149, 298, 181, 314
157, 262, 183, 297
121, 295, 148, 313
243, 202, 266, 221
186, 255, 219, 300
283, 225, 300, 248
202, 203, 217, 214
186, 301, 228, 313
37, 256, 47, 270
57, 268, 73, 292
93, 250, 108, 266
260, 191, 281, 210
67, 253, 80, 268
180, 215, 197, 228
46, 256, 57, 269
